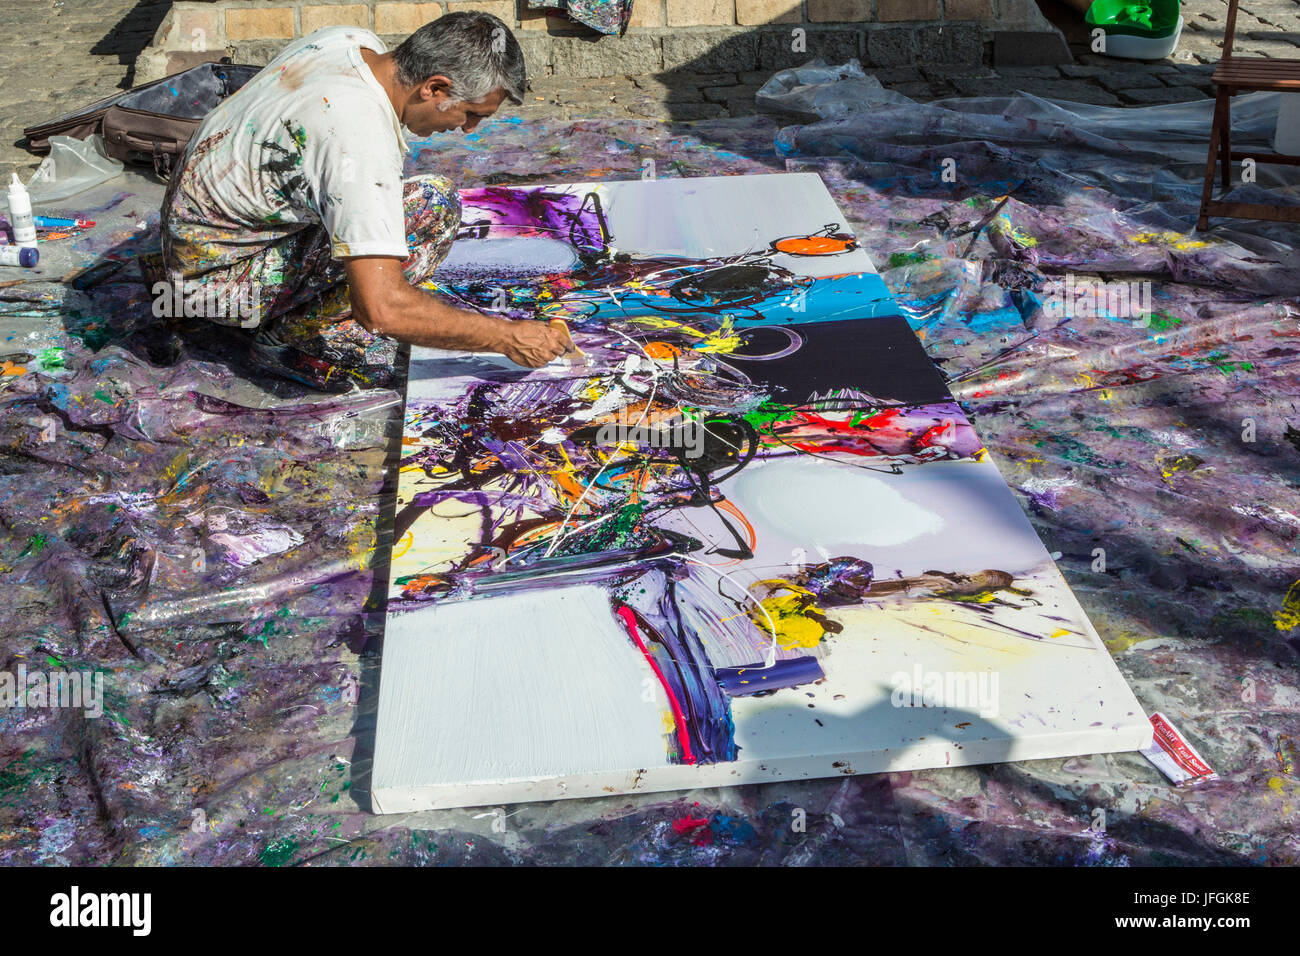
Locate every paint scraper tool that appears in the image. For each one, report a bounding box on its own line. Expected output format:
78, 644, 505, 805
549, 318, 587, 366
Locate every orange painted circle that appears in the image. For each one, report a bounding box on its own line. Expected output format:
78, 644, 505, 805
773, 236, 854, 255
643, 342, 681, 360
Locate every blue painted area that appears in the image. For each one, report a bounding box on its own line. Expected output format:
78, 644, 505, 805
965, 304, 1023, 334
710, 814, 757, 844
895, 289, 958, 332
579, 272, 899, 327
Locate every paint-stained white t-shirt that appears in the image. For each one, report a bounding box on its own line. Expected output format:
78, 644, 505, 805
166, 26, 410, 267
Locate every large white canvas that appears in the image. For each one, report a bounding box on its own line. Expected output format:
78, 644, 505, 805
372, 173, 1150, 813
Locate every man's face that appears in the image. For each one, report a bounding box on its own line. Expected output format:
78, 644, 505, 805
404, 77, 507, 136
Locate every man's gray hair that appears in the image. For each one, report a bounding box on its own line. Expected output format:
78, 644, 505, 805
392, 12, 526, 105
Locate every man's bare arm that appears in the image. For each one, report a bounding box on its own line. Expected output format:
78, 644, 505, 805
344, 256, 572, 368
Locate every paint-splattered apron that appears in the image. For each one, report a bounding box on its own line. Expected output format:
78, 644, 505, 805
157, 174, 460, 391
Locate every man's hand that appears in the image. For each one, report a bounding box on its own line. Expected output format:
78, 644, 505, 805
497, 319, 574, 368
344, 256, 573, 368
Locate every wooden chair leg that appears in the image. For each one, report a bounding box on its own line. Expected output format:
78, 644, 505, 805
1198, 89, 1230, 231
1220, 94, 1232, 189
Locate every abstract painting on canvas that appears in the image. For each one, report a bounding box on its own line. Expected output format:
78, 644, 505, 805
371, 173, 1150, 813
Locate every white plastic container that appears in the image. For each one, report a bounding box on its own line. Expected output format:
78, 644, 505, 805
0, 246, 38, 268
7, 173, 36, 249
1101, 15, 1184, 60
1275, 92, 1300, 155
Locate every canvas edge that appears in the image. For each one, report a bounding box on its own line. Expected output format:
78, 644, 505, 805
370, 718, 1154, 814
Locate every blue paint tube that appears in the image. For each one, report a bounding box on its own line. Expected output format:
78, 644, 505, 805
0, 245, 38, 268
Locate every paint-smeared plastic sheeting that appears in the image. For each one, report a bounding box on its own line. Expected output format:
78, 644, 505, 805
1, 93, 1297, 865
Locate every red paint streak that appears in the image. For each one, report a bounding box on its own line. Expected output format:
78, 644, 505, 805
795, 408, 898, 434
858, 408, 902, 429
915, 419, 955, 450
615, 605, 697, 765
672, 815, 710, 835
672, 813, 714, 845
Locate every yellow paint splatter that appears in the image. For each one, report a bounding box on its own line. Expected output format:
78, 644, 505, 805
1158, 452, 1205, 482
1104, 630, 1157, 654
1131, 230, 1211, 251
160, 450, 189, 487
989, 211, 1038, 248
748, 580, 836, 650
390, 531, 414, 561
1274, 579, 1300, 632
628, 314, 742, 354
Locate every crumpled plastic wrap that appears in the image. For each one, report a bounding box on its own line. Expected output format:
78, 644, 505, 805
25, 134, 125, 204
756, 59, 914, 119
1, 84, 1298, 864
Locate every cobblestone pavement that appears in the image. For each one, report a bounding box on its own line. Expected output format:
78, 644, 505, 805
0, 0, 171, 181
2, 0, 1296, 181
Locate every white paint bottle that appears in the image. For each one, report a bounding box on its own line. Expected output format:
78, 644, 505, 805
0, 245, 38, 268
7, 174, 37, 249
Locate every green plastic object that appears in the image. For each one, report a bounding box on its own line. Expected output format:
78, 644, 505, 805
1085, 0, 1180, 37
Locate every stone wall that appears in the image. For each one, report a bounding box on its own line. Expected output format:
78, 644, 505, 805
136, 0, 1069, 82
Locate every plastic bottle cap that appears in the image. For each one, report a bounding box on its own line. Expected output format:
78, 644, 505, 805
19, 247, 38, 268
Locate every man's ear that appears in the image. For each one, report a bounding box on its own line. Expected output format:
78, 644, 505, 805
419, 74, 454, 102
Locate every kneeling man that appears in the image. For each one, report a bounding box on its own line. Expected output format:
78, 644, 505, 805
158, 11, 573, 390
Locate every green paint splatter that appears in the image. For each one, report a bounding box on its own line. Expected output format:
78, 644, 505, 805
0, 750, 38, 795
1146, 310, 1182, 332
1045, 435, 1119, 469
63, 310, 114, 352
1210, 605, 1277, 634
888, 250, 931, 269
743, 401, 798, 433
568, 501, 646, 554
19, 534, 47, 558
1204, 350, 1254, 375
260, 836, 299, 867
36, 347, 65, 370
